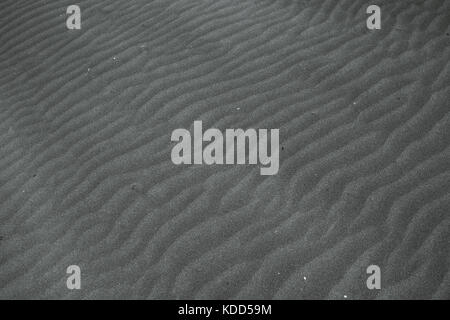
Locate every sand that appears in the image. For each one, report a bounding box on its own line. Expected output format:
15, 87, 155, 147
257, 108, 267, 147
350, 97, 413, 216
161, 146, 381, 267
0, 0, 449, 299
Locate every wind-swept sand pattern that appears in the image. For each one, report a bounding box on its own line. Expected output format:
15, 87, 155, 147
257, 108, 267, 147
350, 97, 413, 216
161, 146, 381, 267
0, 0, 449, 299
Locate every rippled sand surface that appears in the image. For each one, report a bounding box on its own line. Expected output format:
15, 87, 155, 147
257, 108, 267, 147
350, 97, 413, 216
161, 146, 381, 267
0, 0, 449, 299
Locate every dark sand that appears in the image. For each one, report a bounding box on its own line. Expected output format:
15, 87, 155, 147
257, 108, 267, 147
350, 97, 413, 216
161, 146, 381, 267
0, 0, 449, 299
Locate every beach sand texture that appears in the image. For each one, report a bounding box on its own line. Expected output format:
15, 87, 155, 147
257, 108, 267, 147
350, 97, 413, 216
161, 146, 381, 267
0, 0, 449, 299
